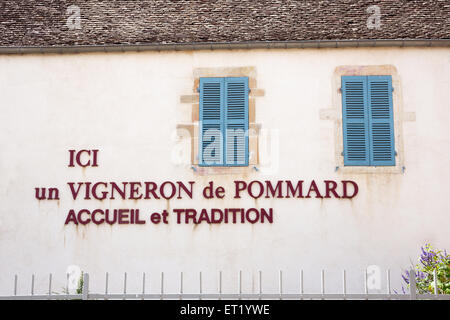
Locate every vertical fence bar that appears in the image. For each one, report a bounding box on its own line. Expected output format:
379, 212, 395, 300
105, 272, 109, 300
31, 274, 34, 296
342, 270, 346, 300
259, 270, 262, 300
160, 272, 164, 300
142, 272, 146, 300
386, 269, 391, 299
279, 270, 283, 300
123, 272, 127, 300
66, 273, 69, 298
238, 270, 242, 300
14, 275, 17, 296
409, 269, 416, 300
179, 272, 183, 300
218, 271, 222, 300
364, 269, 368, 299
199, 271, 202, 300
48, 273, 52, 298
321, 270, 325, 299
433, 269, 438, 296
300, 269, 303, 300
82, 273, 89, 300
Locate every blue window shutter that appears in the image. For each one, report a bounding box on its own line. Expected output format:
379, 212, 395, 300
367, 75, 395, 166
342, 76, 370, 166
199, 78, 224, 166
224, 77, 249, 166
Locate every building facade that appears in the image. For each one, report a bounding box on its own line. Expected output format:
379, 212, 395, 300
0, 1, 449, 295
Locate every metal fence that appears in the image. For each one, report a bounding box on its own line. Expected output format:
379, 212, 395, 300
1, 269, 448, 300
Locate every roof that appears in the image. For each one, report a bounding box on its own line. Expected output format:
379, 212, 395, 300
0, 0, 449, 50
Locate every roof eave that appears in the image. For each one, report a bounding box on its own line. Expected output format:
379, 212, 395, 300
0, 39, 449, 54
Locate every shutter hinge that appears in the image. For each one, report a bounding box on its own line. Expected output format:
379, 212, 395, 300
248, 88, 251, 94
341, 151, 344, 156
339, 87, 342, 93
196, 87, 200, 93
395, 151, 398, 156
392, 87, 394, 92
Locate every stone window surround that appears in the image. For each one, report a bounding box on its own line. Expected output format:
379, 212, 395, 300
177, 66, 264, 175
319, 65, 416, 174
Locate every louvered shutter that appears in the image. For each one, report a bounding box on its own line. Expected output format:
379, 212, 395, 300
342, 76, 370, 166
368, 76, 395, 166
199, 78, 224, 166
225, 77, 249, 166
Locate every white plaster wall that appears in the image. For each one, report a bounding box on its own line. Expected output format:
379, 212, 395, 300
0, 47, 449, 295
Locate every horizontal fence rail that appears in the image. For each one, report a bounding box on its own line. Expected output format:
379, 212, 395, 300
1, 269, 448, 300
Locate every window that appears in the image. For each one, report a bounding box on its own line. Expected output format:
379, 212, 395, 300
199, 77, 249, 167
342, 75, 395, 166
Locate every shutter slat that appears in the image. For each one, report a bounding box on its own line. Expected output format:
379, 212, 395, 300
342, 76, 370, 166
199, 78, 224, 166
225, 77, 248, 166
202, 82, 221, 120
368, 76, 395, 166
